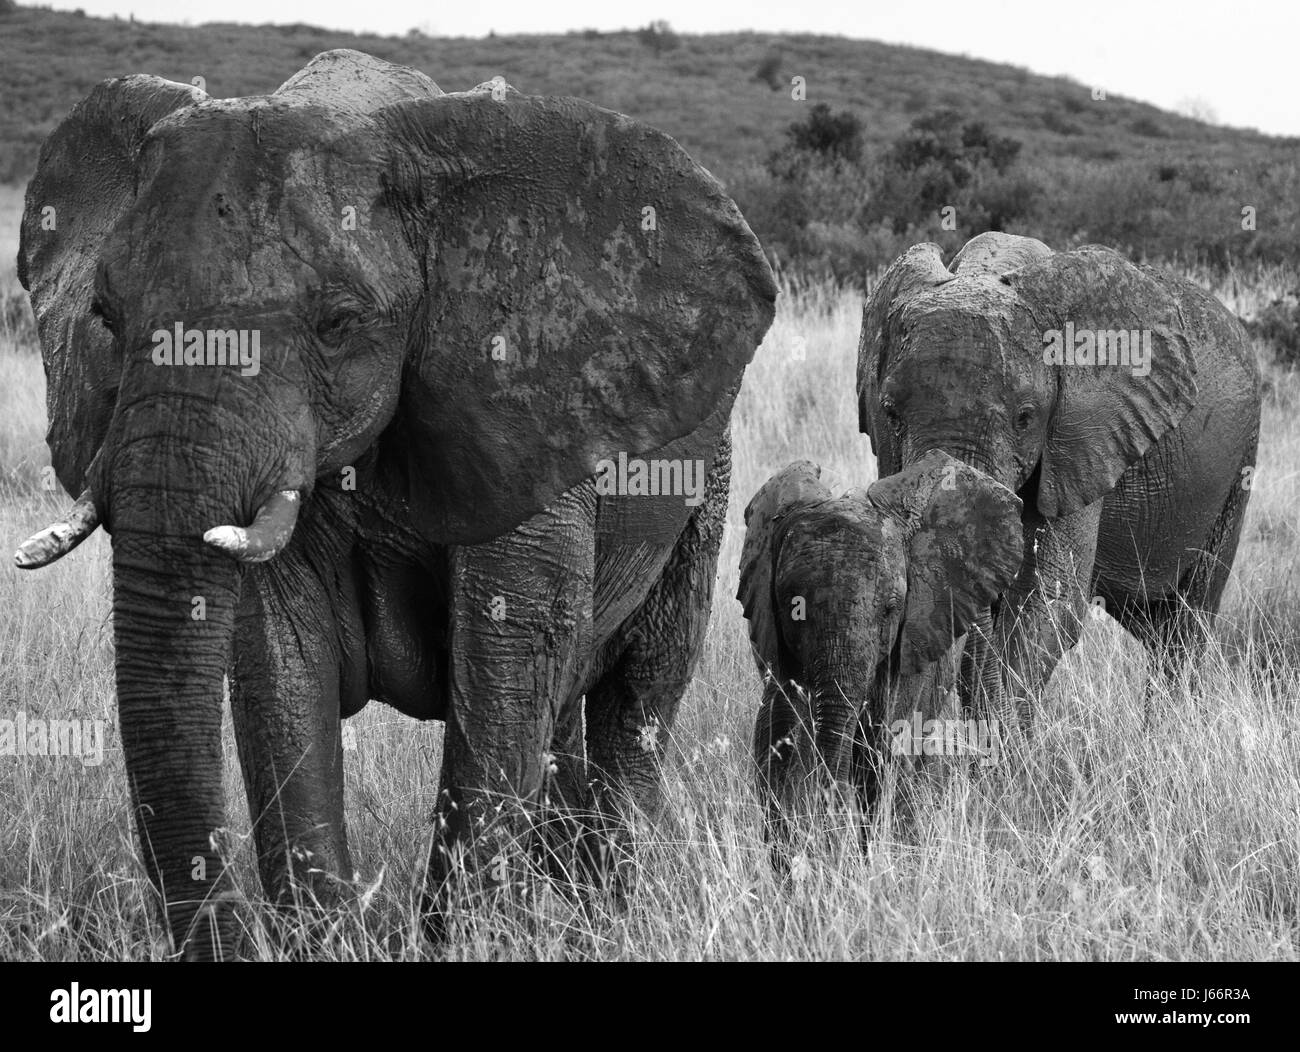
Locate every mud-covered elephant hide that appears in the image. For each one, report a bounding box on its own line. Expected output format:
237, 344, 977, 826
738, 451, 1022, 859
858, 232, 1261, 727
14, 49, 776, 958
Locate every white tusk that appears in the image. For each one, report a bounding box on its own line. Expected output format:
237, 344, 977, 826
14, 490, 100, 569
202, 525, 250, 556
203, 490, 300, 563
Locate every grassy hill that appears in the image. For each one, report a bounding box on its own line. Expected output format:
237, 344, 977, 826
2, 4, 1299, 277
0, 6, 1289, 176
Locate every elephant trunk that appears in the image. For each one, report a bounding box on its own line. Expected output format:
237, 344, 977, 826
810, 650, 873, 793
813, 686, 858, 788
964, 607, 1014, 736
91, 378, 309, 959
111, 526, 243, 959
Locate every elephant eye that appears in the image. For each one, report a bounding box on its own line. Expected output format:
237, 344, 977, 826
313, 280, 380, 340
314, 289, 374, 347
315, 306, 356, 343
1015, 405, 1036, 431
879, 397, 904, 438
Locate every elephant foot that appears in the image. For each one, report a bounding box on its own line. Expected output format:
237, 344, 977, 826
264, 898, 359, 961
241, 849, 360, 960
524, 806, 638, 925
173, 890, 246, 962
420, 797, 548, 949
575, 823, 638, 915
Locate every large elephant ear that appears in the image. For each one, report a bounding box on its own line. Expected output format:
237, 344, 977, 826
857, 243, 952, 468
18, 75, 201, 495
737, 461, 830, 679
949, 231, 1053, 278
868, 451, 1023, 673
1004, 246, 1199, 518
378, 89, 777, 544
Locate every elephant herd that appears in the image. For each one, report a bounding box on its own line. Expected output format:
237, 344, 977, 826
12, 50, 1262, 958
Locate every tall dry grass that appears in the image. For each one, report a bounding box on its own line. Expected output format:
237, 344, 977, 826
0, 189, 1296, 959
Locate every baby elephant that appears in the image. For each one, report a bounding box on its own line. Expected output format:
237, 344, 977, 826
737, 450, 1023, 852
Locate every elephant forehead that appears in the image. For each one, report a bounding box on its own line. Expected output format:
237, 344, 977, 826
891, 292, 1042, 387
278, 148, 409, 273
141, 97, 387, 210
898, 289, 1009, 352
775, 506, 908, 623
274, 48, 443, 109
134, 103, 322, 230
781, 500, 894, 560
118, 111, 406, 302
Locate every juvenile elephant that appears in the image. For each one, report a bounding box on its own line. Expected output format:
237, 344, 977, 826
14, 50, 775, 958
738, 452, 1023, 854
859, 233, 1261, 726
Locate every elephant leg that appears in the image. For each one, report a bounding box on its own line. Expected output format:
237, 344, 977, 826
753, 676, 816, 871
422, 483, 597, 939
230, 541, 361, 940
582, 455, 727, 897
1108, 457, 1255, 688
851, 704, 893, 835
993, 500, 1102, 731
546, 698, 590, 810
532, 694, 596, 890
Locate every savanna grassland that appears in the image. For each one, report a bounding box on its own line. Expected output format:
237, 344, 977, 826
0, 7, 1298, 960
1, 169, 1297, 958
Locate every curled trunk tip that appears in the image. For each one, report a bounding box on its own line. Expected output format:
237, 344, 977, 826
203, 490, 300, 564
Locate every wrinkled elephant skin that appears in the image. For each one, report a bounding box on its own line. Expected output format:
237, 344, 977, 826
15, 49, 776, 958
858, 232, 1262, 725
738, 451, 1022, 860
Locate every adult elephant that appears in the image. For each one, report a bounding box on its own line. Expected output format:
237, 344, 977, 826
738, 451, 1022, 861
14, 49, 775, 958
858, 232, 1261, 727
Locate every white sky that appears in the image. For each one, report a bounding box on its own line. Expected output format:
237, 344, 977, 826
43, 0, 1300, 136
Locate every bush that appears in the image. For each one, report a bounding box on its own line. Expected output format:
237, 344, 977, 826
1023, 159, 1290, 265
1129, 115, 1168, 138
864, 109, 1025, 234
724, 104, 876, 281
962, 167, 1043, 233
754, 48, 782, 91
727, 157, 876, 283
1245, 294, 1300, 369
782, 102, 863, 164
730, 105, 1042, 281
1040, 109, 1084, 136
636, 21, 679, 56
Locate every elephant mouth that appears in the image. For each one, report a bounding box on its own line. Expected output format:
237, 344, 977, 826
14, 487, 302, 570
